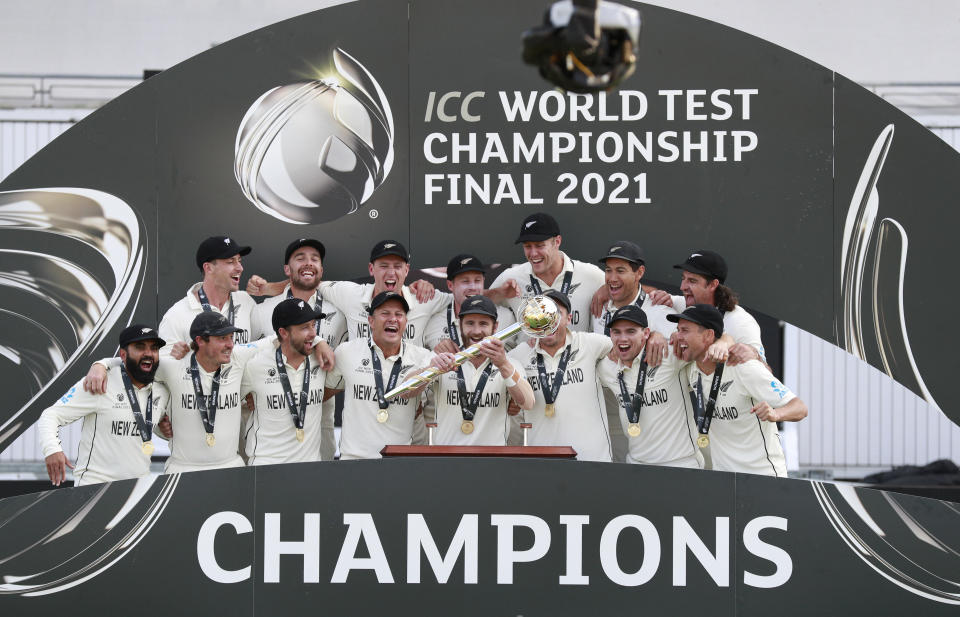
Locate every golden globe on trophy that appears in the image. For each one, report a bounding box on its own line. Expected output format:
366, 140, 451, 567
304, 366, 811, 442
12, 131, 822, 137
383, 296, 562, 399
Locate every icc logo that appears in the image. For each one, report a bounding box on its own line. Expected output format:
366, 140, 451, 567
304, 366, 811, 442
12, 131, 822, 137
234, 49, 395, 225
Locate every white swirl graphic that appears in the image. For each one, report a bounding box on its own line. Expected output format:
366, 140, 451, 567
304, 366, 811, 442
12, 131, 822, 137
0, 188, 145, 451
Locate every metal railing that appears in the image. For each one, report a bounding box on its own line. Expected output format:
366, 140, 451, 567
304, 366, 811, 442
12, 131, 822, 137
0, 73, 142, 110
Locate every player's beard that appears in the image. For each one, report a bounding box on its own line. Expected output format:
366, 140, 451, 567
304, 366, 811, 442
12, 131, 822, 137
125, 355, 158, 384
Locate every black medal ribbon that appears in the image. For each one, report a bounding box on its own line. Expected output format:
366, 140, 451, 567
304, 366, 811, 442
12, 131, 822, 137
616, 350, 647, 424
197, 286, 235, 326
275, 347, 310, 431
529, 270, 573, 296
190, 353, 222, 435
455, 362, 495, 421
536, 345, 572, 406
287, 288, 324, 334
369, 342, 404, 409
119, 364, 153, 444
690, 363, 725, 436
446, 303, 461, 348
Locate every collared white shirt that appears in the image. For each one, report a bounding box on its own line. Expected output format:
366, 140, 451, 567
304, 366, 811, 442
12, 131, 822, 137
37, 372, 170, 486
159, 282, 255, 347
508, 331, 613, 461
597, 350, 703, 468
431, 356, 527, 446
250, 284, 348, 349
325, 338, 434, 459
492, 252, 605, 333
591, 289, 679, 338
685, 359, 794, 476
241, 338, 328, 465
320, 281, 450, 347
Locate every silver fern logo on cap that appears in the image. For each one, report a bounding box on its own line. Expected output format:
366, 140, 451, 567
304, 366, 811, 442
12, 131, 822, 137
234, 48, 395, 225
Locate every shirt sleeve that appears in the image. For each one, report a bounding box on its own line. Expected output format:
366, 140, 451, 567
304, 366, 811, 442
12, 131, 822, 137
581, 262, 607, 296
319, 280, 361, 314
737, 360, 796, 408
325, 354, 344, 390
422, 310, 446, 351
158, 302, 188, 346
250, 301, 270, 341
37, 378, 101, 457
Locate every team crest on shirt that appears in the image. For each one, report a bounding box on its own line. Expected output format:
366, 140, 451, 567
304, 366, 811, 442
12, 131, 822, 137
268, 368, 277, 377
567, 349, 579, 362
720, 380, 734, 393
399, 364, 414, 374
220, 365, 233, 381
117, 393, 124, 402
567, 282, 582, 295
362, 358, 370, 366
646, 365, 659, 380
311, 365, 323, 377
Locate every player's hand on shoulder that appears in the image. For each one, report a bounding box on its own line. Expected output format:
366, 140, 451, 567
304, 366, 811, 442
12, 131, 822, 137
313, 339, 335, 371
590, 285, 610, 318
408, 279, 436, 302
645, 332, 668, 367
727, 343, 759, 366
84, 363, 109, 395
648, 289, 673, 307
170, 341, 190, 360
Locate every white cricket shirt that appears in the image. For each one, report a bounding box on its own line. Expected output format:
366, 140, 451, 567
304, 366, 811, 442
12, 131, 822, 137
492, 252, 605, 333
326, 338, 435, 459
159, 283, 256, 346
685, 359, 793, 476
37, 372, 170, 486
431, 357, 527, 446
597, 351, 703, 468
320, 281, 450, 346
508, 331, 613, 461
240, 338, 328, 465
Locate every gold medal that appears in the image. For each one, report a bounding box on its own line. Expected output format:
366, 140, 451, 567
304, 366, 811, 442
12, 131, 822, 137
206, 433, 216, 447
141, 440, 154, 456
377, 409, 389, 423
627, 423, 642, 437
461, 420, 475, 435
544, 403, 555, 417
296, 428, 305, 443
697, 434, 709, 449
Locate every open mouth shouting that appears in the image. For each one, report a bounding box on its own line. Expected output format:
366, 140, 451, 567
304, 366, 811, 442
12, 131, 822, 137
297, 266, 319, 285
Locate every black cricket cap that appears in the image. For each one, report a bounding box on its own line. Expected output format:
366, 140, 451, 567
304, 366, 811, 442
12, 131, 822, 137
515, 212, 561, 243
119, 324, 166, 348
272, 298, 326, 333
458, 295, 498, 319
196, 236, 251, 269
284, 238, 326, 264
608, 304, 648, 328
446, 254, 486, 280
599, 241, 645, 266
367, 291, 410, 314
673, 250, 727, 284
543, 289, 571, 313
189, 312, 243, 340
667, 304, 724, 338
370, 240, 410, 263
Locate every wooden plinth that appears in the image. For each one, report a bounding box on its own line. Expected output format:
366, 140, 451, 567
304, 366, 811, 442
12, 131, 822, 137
380, 445, 577, 459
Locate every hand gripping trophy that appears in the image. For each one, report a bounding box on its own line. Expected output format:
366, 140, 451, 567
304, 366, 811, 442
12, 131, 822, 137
384, 296, 562, 400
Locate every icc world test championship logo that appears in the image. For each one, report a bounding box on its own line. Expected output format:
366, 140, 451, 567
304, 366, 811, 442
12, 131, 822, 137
234, 48, 395, 225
